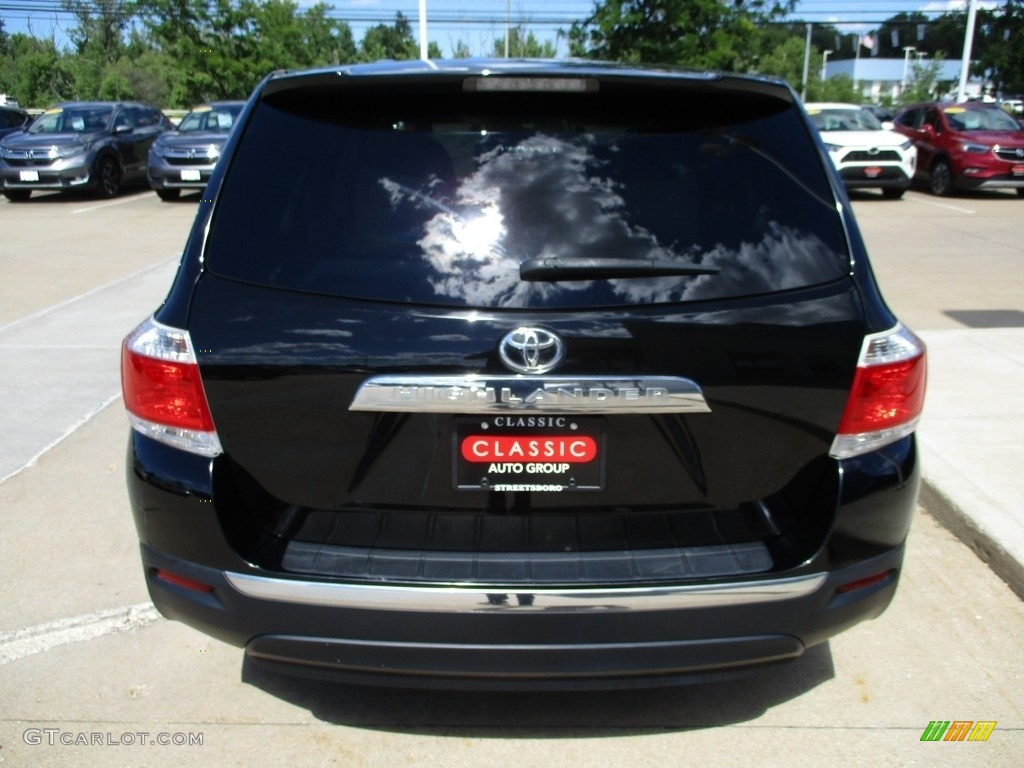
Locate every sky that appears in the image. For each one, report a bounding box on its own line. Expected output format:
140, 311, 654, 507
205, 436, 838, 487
0, 0, 993, 57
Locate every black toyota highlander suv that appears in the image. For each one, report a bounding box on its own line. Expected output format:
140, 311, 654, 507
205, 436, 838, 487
122, 60, 926, 690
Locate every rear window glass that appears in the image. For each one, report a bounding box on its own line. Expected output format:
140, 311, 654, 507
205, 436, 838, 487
206, 81, 849, 308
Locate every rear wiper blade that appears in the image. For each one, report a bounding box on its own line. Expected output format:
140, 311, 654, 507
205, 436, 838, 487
520, 257, 720, 282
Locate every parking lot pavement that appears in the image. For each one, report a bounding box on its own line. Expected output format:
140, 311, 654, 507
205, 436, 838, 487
0, 258, 177, 483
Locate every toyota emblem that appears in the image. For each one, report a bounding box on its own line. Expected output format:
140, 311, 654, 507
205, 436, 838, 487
498, 327, 566, 374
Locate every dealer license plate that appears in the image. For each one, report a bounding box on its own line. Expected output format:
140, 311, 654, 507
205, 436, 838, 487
454, 416, 605, 492
864, 166, 882, 178
180, 169, 201, 182
19, 170, 39, 182
1011, 164, 1024, 177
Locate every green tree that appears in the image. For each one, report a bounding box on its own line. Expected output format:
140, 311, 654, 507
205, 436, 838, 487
62, 0, 133, 99
568, 0, 795, 70
874, 12, 934, 59
0, 18, 13, 97
976, 0, 1024, 94
492, 26, 556, 58
749, 31, 807, 88
360, 12, 418, 61
137, 0, 357, 106
900, 56, 950, 103
2, 34, 77, 106
748, 33, 858, 101
810, 74, 858, 102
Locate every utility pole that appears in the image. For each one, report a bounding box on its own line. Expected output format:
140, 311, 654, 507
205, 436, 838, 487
801, 23, 812, 101
419, 0, 428, 60
956, 0, 978, 101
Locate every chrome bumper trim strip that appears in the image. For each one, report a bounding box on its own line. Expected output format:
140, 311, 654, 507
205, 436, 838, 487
225, 572, 827, 613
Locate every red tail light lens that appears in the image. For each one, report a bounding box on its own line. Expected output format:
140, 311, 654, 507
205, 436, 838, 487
830, 324, 926, 459
121, 317, 222, 457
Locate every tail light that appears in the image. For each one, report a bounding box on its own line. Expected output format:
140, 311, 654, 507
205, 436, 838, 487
829, 324, 926, 459
121, 317, 222, 457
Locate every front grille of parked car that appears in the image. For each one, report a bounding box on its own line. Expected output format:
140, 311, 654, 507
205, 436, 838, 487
163, 148, 217, 166
166, 156, 215, 166
1, 155, 55, 168
843, 150, 902, 162
994, 147, 1024, 162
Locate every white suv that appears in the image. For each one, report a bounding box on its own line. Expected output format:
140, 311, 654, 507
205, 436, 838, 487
806, 102, 917, 199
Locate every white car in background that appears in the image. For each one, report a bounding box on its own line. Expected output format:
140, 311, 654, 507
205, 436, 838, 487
806, 102, 917, 199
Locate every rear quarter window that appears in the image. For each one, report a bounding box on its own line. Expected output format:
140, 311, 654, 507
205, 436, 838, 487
206, 80, 849, 309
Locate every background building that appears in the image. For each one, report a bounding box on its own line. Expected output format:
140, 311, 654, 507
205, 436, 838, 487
823, 58, 984, 103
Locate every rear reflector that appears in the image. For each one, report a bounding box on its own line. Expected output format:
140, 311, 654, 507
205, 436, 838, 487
829, 324, 926, 459
121, 317, 222, 457
155, 569, 214, 593
836, 569, 895, 594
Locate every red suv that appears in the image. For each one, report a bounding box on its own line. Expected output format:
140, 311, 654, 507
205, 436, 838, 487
893, 102, 1024, 196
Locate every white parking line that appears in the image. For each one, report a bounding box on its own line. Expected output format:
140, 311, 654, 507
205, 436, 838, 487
72, 190, 154, 214
0, 603, 161, 665
906, 195, 976, 214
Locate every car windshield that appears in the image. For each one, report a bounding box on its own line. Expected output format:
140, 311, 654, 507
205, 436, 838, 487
28, 106, 113, 134
807, 108, 883, 131
177, 105, 241, 133
944, 107, 1021, 131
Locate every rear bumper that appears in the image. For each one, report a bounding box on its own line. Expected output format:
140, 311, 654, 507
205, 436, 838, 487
141, 541, 904, 690
127, 425, 918, 689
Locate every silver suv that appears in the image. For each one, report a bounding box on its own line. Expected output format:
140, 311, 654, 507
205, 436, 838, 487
147, 101, 245, 201
0, 101, 171, 201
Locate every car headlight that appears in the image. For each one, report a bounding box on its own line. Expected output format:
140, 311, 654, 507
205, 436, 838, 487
823, 143, 842, 153
899, 140, 913, 151
51, 144, 87, 159
962, 142, 990, 154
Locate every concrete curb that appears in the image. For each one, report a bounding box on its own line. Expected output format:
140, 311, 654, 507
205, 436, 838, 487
919, 479, 1024, 602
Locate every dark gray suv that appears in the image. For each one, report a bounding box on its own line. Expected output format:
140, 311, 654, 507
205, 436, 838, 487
0, 101, 171, 201
148, 101, 245, 201
122, 60, 926, 690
